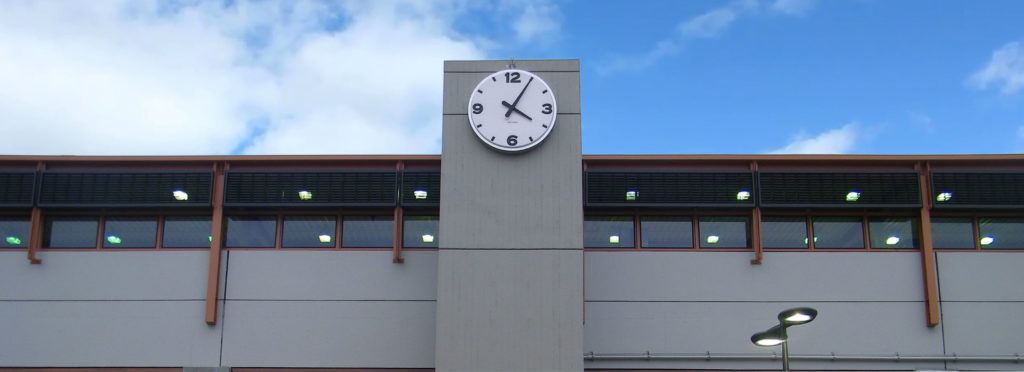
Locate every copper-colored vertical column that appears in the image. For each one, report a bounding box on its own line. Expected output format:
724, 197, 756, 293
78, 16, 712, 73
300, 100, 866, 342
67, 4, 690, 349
633, 213, 641, 249
392, 161, 405, 263
205, 162, 227, 325
917, 162, 941, 327
750, 161, 763, 264
27, 161, 45, 264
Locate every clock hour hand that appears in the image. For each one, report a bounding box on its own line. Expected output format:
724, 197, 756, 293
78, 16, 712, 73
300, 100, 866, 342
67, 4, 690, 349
501, 100, 533, 120
504, 76, 534, 118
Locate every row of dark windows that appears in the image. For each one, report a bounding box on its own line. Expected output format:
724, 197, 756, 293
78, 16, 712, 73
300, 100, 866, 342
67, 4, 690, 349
6, 170, 1024, 209
4, 214, 1021, 250
584, 215, 1024, 250
0, 214, 439, 249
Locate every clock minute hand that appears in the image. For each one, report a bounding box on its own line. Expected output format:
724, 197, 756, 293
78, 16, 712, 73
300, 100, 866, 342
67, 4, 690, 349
504, 76, 534, 118
501, 101, 533, 120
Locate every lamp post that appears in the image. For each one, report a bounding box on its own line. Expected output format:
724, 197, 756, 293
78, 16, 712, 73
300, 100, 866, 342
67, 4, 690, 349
750, 307, 818, 372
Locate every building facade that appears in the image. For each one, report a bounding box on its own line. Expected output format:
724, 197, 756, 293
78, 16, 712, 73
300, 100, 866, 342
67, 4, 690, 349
1, 60, 1023, 371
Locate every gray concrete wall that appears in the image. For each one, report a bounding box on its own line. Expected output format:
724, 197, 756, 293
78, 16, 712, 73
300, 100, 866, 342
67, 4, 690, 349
219, 250, 437, 368
436, 59, 584, 372
937, 252, 1024, 371
583, 251, 947, 371
0, 251, 223, 367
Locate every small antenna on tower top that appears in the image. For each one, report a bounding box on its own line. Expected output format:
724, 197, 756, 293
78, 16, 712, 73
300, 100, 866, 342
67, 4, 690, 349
507, 57, 516, 69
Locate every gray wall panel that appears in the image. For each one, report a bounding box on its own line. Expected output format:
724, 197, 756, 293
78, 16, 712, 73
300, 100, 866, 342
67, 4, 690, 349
225, 250, 437, 300
439, 114, 582, 250
942, 302, 1024, 356
220, 300, 435, 368
585, 251, 925, 302
937, 252, 1024, 301
435, 249, 583, 371
444, 59, 580, 73
0, 251, 213, 301
584, 301, 944, 371
0, 300, 221, 367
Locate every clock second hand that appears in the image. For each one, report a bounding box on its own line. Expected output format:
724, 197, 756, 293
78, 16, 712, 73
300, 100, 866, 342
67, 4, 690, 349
504, 76, 534, 118
501, 101, 533, 120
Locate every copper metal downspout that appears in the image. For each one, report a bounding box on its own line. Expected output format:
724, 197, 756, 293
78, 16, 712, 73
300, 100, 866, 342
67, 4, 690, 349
393, 161, 405, 264
917, 162, 941, 327
750, 161, 763, 264
26, 161, 45, 264
205, 161, 227, 325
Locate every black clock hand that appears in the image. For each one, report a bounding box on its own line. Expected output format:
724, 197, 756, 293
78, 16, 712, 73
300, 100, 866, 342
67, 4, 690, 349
501, 101, 533, 120
504, 76, 534, 118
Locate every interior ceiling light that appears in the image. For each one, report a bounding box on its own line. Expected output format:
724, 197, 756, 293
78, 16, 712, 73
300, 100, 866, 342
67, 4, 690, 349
885, 236, 901, 245
422, 234, 435, 243
298, 190, 313, 200
706, 235, 720, 244
172, 189, 189, 201
106, 235, 122, 244
318, 234, 332, 243
936, 192, 953, 202
5, 236, 21, 245
625, 190, 638, 201
608, 235, 620, 244
413, 189, 428, 199
980, 236, 995, 245
845, 191, 861, 202
736, 190, 751, 201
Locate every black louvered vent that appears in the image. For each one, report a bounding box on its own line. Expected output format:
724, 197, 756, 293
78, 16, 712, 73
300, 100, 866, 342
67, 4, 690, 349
932, 172, 1024, 208
224, 171, 397, 207
0, 172, 36, 207
401, 171, 440, 206
586, 171, 755, 207
39, 172, 212, 207
759, 171, 920, 207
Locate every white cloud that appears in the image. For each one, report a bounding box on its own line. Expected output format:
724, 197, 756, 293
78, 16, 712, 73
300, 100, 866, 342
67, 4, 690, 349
0, 0, 499, 155
508, 0, 562, 44
680, 8, 739, 38
768, 123, 860, 154
771, 0, 817, 16
968, 41, 1024, 94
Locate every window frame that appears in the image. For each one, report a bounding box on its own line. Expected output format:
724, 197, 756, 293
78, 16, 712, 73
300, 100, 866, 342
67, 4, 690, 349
759, 210, 922, 251
584, 210, 752, 251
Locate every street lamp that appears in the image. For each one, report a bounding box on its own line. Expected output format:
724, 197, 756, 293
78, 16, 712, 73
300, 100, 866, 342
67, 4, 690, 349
751, 307, 818, 372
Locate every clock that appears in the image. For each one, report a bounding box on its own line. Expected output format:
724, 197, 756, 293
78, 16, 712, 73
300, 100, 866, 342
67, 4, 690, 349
467, 69, 557, 153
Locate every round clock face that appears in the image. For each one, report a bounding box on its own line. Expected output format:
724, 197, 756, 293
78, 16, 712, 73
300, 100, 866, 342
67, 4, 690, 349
467, 69, 557, 153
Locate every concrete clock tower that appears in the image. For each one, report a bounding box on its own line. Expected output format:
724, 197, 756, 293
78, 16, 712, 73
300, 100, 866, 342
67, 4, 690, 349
436, 59, 583, 371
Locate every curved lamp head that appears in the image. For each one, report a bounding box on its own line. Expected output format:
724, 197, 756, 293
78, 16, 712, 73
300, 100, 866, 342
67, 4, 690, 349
778, 307, 818, 326
751, 324, 786, 347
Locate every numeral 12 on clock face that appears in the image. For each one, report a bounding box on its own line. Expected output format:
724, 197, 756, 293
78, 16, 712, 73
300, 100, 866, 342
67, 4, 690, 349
467, 69, 558, 153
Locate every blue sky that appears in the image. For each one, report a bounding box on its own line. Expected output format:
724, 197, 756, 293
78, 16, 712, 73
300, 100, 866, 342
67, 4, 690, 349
1, 0, 1021, 155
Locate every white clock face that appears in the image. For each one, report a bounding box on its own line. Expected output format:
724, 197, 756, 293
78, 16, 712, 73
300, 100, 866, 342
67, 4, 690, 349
467, 69, 557, 152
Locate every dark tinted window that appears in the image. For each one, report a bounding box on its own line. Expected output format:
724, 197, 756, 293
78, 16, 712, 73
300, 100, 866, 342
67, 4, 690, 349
45, 217, 99, 248
640, 216, 692, 248
869, 217, 919, 249
699, 216, 748, 248
283, 216, 336, 248
103, 217, 157, 248
163, 216, 212, 248
585, 216, 634, 248
403, 216, 438, 248
226, 216, 277, 248
762, 216, 808, 249
931, 217, 974, 249
0, 217, 30, 248
812, 217, 864, 249
343, 216, 393, 247
979, 217, 1024, 249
